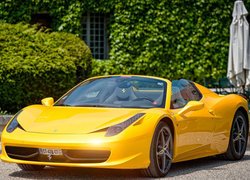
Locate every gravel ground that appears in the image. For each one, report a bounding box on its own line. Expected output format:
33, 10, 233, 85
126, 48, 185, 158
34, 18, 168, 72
0, 146, 249, 180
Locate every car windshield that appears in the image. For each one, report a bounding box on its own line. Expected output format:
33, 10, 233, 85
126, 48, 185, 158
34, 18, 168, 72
55, 76, 167, 108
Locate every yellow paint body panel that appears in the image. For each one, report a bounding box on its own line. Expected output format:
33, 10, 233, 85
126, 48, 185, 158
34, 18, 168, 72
0, 75, 248, 169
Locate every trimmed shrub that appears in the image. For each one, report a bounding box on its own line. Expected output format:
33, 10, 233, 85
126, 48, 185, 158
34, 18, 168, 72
0, 22, 92, 113
91, 59, 113, 76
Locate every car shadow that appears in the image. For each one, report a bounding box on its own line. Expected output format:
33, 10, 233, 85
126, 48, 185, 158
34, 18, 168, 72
8, 154, 250, 179
167, 154, 250, 178
9, 167, 143, 179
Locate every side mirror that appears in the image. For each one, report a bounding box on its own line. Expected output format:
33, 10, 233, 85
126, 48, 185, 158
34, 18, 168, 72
41, 97, 54, 107
178, 101, 204, 116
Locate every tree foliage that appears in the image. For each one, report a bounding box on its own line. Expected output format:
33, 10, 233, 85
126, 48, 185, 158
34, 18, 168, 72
0, 22, 92, 113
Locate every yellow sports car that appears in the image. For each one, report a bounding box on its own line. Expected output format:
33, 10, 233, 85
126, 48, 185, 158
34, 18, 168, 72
0, 75, 249, 177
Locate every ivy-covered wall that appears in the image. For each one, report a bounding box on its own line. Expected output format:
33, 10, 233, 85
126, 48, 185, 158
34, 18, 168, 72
108, 0, 239, 83
1, 0, 247, 83
0, 0, 117, 34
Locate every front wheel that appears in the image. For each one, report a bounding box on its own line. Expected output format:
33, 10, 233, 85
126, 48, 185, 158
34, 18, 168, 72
223, 110, 248, 160
141, 121, 173, 177
17, 164, 45, 171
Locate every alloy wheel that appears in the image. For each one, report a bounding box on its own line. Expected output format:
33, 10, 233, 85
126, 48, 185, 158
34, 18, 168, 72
232, 115, 247, 156
156, 127, 172, 174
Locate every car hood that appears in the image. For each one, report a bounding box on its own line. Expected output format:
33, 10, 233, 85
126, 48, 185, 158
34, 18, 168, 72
17, 105, 145, 134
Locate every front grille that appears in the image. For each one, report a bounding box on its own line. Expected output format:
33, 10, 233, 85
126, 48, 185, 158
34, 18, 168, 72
5, 146, 39, 160
5, 146, 110, 163
64, 150, 111, 163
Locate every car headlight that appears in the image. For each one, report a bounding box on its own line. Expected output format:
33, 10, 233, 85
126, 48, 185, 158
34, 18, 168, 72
6, 110, 23, 133
105, 113, 145, 137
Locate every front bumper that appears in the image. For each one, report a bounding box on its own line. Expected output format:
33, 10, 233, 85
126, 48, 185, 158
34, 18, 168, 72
0, 128, 151, 169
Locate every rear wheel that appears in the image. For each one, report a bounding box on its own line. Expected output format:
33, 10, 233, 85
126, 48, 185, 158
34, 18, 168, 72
17, 164, 45, 171
223, 110, 248, 160
141, 121, 173, 177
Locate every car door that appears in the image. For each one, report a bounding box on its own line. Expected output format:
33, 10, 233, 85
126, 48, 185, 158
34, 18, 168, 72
171, 79, 216, 160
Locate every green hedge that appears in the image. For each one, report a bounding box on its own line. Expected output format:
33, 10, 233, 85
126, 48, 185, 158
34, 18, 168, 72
91, 60, 113, 76
0, 22, 92, 113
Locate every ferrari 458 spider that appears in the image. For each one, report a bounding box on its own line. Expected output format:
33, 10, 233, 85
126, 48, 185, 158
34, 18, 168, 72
0, 75, 249, 177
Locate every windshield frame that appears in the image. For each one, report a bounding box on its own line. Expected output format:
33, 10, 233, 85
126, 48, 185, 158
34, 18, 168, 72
54, 75, 168, 109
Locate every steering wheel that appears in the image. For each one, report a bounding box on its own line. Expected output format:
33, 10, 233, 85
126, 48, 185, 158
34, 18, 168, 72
132, 97, 155, 103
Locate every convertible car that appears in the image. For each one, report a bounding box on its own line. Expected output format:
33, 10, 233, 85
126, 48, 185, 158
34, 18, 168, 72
0, 75, 249, 177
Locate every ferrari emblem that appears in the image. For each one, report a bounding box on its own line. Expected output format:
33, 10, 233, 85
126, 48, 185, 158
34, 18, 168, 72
48, 153, 52, 160
122, 88, 126, 93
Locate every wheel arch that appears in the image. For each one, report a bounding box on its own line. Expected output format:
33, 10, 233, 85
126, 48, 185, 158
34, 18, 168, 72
218, 94, 249, 133
226, 106, 249, 149
142, 115, 175, 177
222, 106, 249, 160
159, 117, 175, 140
226, 106, 249, 144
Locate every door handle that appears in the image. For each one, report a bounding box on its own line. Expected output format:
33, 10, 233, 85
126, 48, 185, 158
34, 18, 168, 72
209, 109, 215, 115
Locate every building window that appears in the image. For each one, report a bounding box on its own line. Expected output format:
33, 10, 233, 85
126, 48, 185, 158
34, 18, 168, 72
30, 12, 52, 28
82, 13, 109, 60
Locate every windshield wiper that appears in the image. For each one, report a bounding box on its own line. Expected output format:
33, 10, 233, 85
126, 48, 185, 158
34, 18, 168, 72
72, 104, 120, 108
119, 105, 153, 108
55, 104, 72, 106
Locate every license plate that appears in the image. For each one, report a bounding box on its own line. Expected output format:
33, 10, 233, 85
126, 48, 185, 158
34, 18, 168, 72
39, 148, 63, 156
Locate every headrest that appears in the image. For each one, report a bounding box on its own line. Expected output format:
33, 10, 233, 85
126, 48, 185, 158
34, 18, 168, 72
116, 86, 132, 100
172, 87, 181, 94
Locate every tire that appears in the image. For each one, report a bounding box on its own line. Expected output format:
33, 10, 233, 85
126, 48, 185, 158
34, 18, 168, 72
17, 164, 45, 171
223, 110, 248, 160
141, 121, 173, 177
